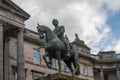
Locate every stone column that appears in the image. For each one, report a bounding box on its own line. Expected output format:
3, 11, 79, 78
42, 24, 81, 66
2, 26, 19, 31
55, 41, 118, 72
17, 28, 25, 80
4, 36, 9, 80
0, 21, 3, 80
116, 65, 120, 80
100, 66, 104, 80
9, 66, 14, 80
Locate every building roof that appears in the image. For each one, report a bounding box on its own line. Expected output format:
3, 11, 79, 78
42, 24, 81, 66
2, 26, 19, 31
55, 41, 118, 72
0, 0, 30, 20
24, 28, 120, 64
72, 33, 91, 50
24, 28, 44, 46
98, 51, 116, 54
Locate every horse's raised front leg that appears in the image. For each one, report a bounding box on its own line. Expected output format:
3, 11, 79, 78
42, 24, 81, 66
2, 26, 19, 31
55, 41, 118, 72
56, 51, 61, 73
43, 54, 51, 68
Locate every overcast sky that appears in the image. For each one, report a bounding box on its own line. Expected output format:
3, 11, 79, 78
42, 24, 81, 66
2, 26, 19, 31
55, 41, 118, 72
12, 0, 120, 54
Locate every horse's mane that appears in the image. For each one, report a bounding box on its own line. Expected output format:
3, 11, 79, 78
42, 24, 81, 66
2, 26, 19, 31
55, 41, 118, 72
41, 25, 58, 39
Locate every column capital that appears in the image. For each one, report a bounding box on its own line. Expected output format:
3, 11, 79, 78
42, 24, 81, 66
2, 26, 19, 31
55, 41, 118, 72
116, 65, 120, 70
4, 36, 10, 42
0, 21, 4, 26
18, 28, 24, 33
14, 28, 24, 35
0, 21, 7, 27
100, 65, 103, 71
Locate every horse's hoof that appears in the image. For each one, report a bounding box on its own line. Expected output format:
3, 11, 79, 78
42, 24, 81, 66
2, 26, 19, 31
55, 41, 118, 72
48, 66, 52, 69
71, 73, 74, 77
48, 62, 52, 65
47, 64, 52, 69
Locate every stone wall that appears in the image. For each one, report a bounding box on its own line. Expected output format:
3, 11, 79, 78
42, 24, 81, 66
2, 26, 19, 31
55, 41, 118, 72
8, 36, 94, 80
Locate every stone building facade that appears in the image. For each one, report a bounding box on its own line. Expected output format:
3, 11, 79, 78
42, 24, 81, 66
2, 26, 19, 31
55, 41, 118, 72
0, 0, 120, 80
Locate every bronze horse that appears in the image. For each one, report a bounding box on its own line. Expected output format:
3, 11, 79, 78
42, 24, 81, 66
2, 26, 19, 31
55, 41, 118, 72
37, 24, 80, 76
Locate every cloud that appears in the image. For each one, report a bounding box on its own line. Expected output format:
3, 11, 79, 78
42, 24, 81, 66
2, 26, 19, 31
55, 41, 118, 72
105, 38, 120, 53
12, 0, 120, 54
104, 0, 120, 12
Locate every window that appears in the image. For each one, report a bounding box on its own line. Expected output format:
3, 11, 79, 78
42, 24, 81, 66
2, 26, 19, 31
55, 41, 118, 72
82, 64, 88, 75
14, 42, 18, 59
12, 66, 27, 80
51, 58, 56, 68
33, 49, 40, 64
15, 72, 18, 80
104, 74, 109, 80
33, 76, 40, 80
32, 71, 44, 80
64, 63, 69, 72
117, 54, 120, 59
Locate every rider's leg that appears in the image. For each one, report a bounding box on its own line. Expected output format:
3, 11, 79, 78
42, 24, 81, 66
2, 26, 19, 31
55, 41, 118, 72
64, 41, 71, 57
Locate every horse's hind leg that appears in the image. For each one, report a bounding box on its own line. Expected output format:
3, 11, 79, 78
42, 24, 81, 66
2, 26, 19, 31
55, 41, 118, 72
73, 57, 80, 75
56, 51, 61, 73
64, 60, 74, 76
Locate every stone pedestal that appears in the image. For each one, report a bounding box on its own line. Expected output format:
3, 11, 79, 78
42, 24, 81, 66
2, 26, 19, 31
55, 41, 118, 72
44, 73, 86, 80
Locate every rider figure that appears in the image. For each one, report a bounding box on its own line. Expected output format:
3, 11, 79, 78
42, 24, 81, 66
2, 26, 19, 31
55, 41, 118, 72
52, 19, 65, 41
52, 19, 70, 57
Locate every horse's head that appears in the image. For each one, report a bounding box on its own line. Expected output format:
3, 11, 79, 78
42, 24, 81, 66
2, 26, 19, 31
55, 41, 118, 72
37, 23, 46, 39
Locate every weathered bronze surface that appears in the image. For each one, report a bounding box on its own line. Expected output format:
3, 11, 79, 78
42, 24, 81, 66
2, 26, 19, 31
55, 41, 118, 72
37, 19, 80, 76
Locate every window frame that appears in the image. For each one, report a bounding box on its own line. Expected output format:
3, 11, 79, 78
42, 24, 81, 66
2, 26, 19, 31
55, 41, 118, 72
82, 64, 88, 76
33, 48, 41, 64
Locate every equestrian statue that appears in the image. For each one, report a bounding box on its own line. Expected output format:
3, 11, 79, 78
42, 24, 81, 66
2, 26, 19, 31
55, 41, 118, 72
37, 19, 80, 76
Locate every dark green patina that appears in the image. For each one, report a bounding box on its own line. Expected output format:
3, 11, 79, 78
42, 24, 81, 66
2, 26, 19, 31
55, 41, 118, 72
37, 19, 80, 76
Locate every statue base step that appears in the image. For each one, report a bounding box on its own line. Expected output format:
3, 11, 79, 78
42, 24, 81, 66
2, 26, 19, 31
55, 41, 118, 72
44, 73, 86, 80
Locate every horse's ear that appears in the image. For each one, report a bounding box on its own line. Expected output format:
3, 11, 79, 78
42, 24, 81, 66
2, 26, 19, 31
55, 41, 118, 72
37, 23, 40, 27
37, 23, 41, 29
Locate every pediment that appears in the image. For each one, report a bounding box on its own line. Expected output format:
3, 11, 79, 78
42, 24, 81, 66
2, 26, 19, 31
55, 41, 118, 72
0, 0, 30, 20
